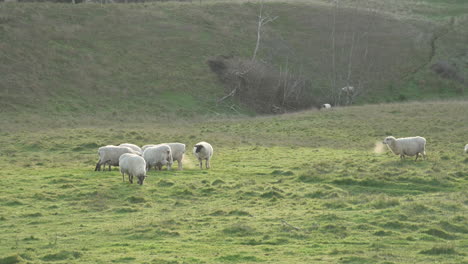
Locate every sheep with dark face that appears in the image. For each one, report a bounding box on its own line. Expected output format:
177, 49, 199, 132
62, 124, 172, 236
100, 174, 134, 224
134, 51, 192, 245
193, 142, 213, 169
95, 145, 139, 171
321, 104, 331, 110
143, 144, 173, 171
382, 136, 426, 161
119, 153, 147, 185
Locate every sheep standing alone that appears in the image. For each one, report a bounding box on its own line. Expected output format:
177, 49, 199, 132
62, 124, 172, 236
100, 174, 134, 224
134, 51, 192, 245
142, 143, 186, 170
193, 141, 213, 169
465, 144, 468, 154
382, 136, 426, 161
95, 145, 138, 171
143, 144, 173, 171
119, 153, 147, 185
321, 104, 331, 110
118, 143, 142, 155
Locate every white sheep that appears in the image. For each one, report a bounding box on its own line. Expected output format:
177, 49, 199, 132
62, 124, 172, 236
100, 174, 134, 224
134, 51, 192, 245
118, 143, 142, 155
341, 86, 355, 94
143, 144, 173, 171
142, 144, 156, 152
166, 143, 186, 170
119, 153, 147, 185
193, 141, 213, 169
321, 104, 331, 110
95, 145, 138, 171
142, 143, 186, 170
382, 136, 426, 161
465, 144, 468, 154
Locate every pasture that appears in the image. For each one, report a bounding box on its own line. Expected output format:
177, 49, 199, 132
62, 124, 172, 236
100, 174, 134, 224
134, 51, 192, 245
1, 101, 467, 263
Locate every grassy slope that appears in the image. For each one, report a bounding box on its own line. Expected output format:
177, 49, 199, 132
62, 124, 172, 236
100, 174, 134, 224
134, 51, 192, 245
0, 0, 467, 122
0, 101, 467, 263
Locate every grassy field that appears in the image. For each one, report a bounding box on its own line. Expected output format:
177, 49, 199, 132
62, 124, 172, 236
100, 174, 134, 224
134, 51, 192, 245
0, 0, 467, 120
1, 101, 467, 263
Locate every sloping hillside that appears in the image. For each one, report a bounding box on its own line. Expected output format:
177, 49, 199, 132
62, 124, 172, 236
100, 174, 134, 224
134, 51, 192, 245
0, 0, 467, 121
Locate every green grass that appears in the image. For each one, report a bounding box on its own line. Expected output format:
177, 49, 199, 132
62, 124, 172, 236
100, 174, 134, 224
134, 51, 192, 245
0, 101, 467, 263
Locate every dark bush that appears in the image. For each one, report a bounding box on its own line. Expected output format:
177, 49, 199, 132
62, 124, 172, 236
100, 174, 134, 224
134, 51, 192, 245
208, 55, 320, 114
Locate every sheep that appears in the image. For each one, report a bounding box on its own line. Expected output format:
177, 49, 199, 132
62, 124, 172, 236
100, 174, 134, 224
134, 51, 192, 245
143, 144, 173, 171
341, 86, 355, 94
142, 144, 156, 152
193, 141, 213, 169
118, 143, 142, 155
166, 143, 186, 170
119, 153, 147, 185
321, 104, 332, 110
142, 143, 186, 170
95, 145, 139, 171
465, 144, 468, 154
382, 136, 426, 161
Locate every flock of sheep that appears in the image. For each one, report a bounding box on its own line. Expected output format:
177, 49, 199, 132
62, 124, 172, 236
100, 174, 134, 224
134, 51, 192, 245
94, 135, 467, 185
95, 142, 213, 185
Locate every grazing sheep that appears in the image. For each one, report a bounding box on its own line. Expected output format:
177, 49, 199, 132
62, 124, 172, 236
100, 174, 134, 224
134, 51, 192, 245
119, 153, 147, 185
321, 104, 332, 110
382, 136, 426, 161
465, 144, 468, 154
95, 145, 138, 171
142, 143, 186, 170
118, 143, 142, 155
142, 144, 156, 152
193, 142, 213, 169
143, 144, 173, 171
341, 86, 355, 94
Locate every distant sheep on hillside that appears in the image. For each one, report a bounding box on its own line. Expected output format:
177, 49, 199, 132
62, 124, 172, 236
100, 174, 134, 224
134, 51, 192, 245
321, 104, 331, 110
341, 86, 354, 94
382, 136, 426, 161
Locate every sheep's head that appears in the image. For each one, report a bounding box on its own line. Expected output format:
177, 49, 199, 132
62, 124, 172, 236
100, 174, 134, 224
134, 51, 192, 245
382, 136, 396, 145
194, 145, 204, 153
137, 175, 147, 185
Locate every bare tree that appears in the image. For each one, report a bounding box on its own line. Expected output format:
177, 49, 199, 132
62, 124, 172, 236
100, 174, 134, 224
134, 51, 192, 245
327, 0, 381, 106
252, 0, 278, 61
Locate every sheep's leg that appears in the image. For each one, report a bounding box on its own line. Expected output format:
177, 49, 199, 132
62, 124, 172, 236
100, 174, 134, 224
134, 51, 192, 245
121, 172, 125, 182
129, 175, 133, 184
198, 158, 203, 169
95, 161, 101, 171
178, 160, 183, 170
415, 153, 419, 161
206, 158, 210, 169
